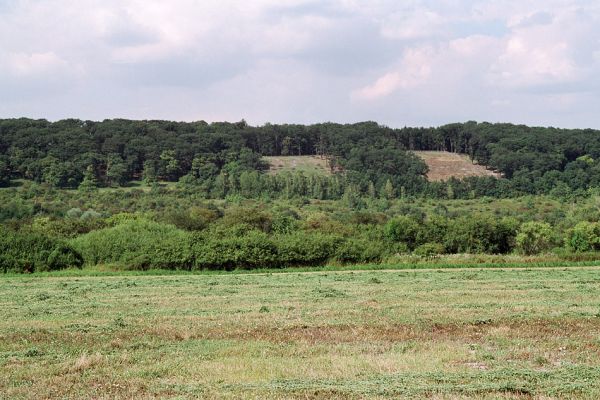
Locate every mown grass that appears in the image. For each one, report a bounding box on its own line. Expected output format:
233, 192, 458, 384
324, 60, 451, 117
263, 155, 332, 176
2, 267, 600, 398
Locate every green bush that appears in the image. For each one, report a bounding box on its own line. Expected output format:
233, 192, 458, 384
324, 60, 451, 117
334, 238, 387, 264
164, 206, 221, 231
276, 232, 341, 266
193, 230, 278, 270
30, 216, 107, 238
0, 227, 82, 272
515, 221, 554, 255
445, 215, 516, 254
46, 244, 84, 271
71, 220, 192, 270
566, 221, 600, 252
384, 216, 421, 249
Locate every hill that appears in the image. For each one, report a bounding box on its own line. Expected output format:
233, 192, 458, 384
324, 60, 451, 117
413, 151, 501, 181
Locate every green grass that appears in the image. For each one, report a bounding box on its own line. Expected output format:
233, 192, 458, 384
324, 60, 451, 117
2, 267, 600, 398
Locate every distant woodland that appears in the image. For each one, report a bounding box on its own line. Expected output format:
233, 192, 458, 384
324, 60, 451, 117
2, 118, 600, 198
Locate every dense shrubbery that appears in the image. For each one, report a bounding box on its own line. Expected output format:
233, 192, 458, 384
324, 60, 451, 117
71, 220, 192, 270
566, 221, 600, 252
0, 227, 82, 272
515, 222, 554, 255
3, 185, 600, 272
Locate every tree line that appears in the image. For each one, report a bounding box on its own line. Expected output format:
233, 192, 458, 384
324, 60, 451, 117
3, 118, 600, 197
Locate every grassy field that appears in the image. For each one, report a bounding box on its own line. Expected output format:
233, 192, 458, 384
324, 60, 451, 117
413, 151, 501, 182
2, 267, 600, 399
263, 155, 332, 176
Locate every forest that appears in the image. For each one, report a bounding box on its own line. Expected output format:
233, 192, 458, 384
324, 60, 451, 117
2, 118, 600, 199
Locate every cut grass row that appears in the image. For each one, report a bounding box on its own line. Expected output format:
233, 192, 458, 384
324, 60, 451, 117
3, 258, 600, 279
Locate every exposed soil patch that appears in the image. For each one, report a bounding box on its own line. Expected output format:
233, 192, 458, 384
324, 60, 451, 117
413, 151, 502, 182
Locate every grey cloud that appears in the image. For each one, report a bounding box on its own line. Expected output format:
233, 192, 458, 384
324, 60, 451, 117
513, 11, 554, 28
1, 0, 600, 128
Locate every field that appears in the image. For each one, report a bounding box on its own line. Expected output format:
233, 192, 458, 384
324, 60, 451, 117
413, 151, 501, 182
2, 267, 600, 399
263, 155, 332, 175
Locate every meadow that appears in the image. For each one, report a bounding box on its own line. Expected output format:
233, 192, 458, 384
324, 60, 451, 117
2, 267, 600, 399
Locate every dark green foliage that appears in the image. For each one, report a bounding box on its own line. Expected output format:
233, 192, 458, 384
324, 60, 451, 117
71, 220, 193, 270
193, 230, 278, 270
276, 232, 341, 267
5, 118, 600, 197
164, 206, 221, 231
0, 156, 11, 187
46, 244, 84, 271
445, 215, 517, 254
334, 238, 389, 264
384, 216, 421, 250
0, 227, 82, 272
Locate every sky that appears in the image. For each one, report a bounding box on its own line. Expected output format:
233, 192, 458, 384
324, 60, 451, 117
1, 0, 600, 128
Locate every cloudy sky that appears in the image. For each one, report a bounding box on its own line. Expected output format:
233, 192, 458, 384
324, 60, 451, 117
1, 0, 600, 128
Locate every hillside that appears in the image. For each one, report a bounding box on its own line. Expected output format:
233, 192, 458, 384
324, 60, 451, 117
414, 151, 501, 181
263, 155, 332, 175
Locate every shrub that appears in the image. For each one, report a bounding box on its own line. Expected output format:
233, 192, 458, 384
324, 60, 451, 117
566, 221, 600, 252
445, 215, 517, 254
334, 238, 387, 264
193, 230, 278, 270
46, 244, 84, 271
220, 207, 273, 233
66, 208, 83, 219
276, 232, 341, 266
80, 210, 102, 220
71, 220, 192, 270
384, 216, 421, 249
0, 227, 82, 272
515, 221, 553, 255
30, 216, 106, 238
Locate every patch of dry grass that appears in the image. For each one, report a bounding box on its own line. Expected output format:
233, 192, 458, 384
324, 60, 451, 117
413, 151, 501, 181
263, 155, 332, 176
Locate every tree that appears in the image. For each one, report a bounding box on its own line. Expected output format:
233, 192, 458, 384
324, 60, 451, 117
160, 150, 179, 181
0, 156, 11, 187
78, 165, 98, 191
42, 157, 81, 188
106, 154, 128, 187
367, 181, 376, 199
142, 160, 158, 184
383, 179, 395, 199
190, 155, 219, 181
281, 137, 292, 156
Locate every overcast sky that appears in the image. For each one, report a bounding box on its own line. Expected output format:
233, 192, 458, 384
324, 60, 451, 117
1, 0, 600, 128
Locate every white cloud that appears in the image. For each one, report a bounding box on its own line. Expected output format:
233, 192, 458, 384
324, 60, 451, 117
352, 47, 433, 100
379, 9, 446, 40
5, 52, 69, 77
